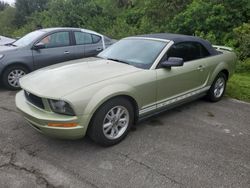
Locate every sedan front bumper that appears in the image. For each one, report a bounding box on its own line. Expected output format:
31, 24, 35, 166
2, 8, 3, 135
15, 91, 89, 140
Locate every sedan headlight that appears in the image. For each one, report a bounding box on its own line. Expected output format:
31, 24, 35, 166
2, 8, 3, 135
0, 54, 4, 60
48, 99, 75, 116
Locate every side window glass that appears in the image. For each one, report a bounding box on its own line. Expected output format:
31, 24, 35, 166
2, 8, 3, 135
167, 44, 186, 60
166, 42, 210, 62
104, 37, 112, 43
40, 32, 70, 48
74, 32, 93, 45
92, 34, 101, 43
198, 43, 210, 58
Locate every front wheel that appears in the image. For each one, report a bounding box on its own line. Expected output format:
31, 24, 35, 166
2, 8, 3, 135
88, 97, 134, 146
2, 65, 28, 90
207, 72, 227, 102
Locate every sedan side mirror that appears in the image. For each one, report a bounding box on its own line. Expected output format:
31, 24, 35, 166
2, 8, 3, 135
161, 57, 184, 68
33, 42, 45, 50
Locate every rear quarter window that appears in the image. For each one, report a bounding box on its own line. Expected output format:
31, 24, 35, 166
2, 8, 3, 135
104, 37, 113, 44
92, 34, 101, 43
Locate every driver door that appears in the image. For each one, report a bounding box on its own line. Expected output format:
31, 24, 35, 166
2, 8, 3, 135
32, 31, 75, 69
156, 42, 211, 105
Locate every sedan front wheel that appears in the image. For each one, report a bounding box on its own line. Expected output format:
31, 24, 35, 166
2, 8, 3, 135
2, 65, 28, 90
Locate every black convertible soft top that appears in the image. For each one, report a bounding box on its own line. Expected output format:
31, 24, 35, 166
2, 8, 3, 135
135, 33, 219, 55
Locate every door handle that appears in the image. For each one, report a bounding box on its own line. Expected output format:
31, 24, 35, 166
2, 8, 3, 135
64, 51, 70, 54
96, 48, 102, 52
197, 65, 205, 71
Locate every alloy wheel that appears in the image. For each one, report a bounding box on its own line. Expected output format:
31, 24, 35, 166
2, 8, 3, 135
7, 69, 26, 88
102, 106, 129, 140
213, 77, 225, 98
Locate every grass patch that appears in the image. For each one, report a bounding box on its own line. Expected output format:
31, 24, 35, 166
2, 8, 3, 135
227, 73, 250, 102
226, 59, 250, 102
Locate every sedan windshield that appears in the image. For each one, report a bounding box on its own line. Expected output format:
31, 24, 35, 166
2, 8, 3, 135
98, 38, 167, 69
13, 30, 45, 47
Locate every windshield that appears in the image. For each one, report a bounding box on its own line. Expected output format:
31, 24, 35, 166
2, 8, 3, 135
13, 30, 45, 47
98, 38, 167, 69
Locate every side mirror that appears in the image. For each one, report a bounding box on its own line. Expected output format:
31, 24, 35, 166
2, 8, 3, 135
33, 42, 45, 50
161, 57, 184, 68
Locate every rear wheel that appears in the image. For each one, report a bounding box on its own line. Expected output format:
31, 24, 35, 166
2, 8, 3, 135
207, 72, 227, 102
2, 65, 28, 90
88, 97, 134, 146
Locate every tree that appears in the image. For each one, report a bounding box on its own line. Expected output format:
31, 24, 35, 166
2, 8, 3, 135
233, 23, 250, 60
169, 0, 250, 45
15, 0, 49, 26
0, 1, 9, 11
0, 0, 249, 59
116, 0, 133, 8
0, 7, 16, 36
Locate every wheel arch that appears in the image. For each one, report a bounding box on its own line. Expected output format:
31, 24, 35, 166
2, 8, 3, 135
85, 93, 140, 134
208, 62, 230, 85
220, 69, 229, 80
90, 94, 139, 121
1, 62, 31, 76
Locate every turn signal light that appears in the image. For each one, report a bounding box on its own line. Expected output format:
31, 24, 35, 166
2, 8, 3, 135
48, 123, 78, 128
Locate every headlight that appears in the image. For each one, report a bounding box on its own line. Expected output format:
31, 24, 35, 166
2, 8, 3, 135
0, 54, 4, 60
48, 99, 75, 116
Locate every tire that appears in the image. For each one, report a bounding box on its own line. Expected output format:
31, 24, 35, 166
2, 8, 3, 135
88, 97, 134, 146
207, 72, 227, 102
2, 65, 28, 90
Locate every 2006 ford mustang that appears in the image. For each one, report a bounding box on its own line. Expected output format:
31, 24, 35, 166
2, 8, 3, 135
16, 33, 237, 146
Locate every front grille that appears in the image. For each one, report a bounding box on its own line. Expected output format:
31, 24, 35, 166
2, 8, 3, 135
24, 91, 44, 109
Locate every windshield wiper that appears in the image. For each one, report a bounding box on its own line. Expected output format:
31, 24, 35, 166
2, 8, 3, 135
4, 43, 17, 47
107, 58, 130, 65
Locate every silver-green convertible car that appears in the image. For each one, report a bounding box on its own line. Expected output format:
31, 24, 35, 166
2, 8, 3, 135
16, 33, 237, 146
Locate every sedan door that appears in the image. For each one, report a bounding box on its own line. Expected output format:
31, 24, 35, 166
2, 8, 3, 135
32, 31, 75, 69
156, 42, 211, 106
72, 31, 104, 58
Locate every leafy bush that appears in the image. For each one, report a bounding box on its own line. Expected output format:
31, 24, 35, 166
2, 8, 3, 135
0, 0, 249, 60
233, 23, 250, 60
236, 59, 250, 73
0, 7, 16, 37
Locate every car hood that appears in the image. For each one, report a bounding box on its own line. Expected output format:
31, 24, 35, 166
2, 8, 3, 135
0, 45, 18, 52
20, 57, 141, 98
0, 36, 15, 46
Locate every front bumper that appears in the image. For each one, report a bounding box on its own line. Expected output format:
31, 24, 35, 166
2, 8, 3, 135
15, 90, 89, 140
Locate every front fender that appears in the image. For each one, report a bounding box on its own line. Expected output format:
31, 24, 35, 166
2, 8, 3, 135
83, 84, 140, 116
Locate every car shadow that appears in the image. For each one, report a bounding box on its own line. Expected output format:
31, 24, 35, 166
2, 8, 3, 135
19, 99, 211, 163
135, 98, 207, 126
34, 98, 210, 149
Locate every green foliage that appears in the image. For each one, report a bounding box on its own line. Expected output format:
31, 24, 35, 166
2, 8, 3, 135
0, 7, 16, 37
0, 0, 249, 59
227, 73, 250, 102
169, 0, 250, 49
0, 1, 9, 11
226, 59, 250, 102
235, 59, 250, 73
232, 23, 250, 60
14, 0, 49, 26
